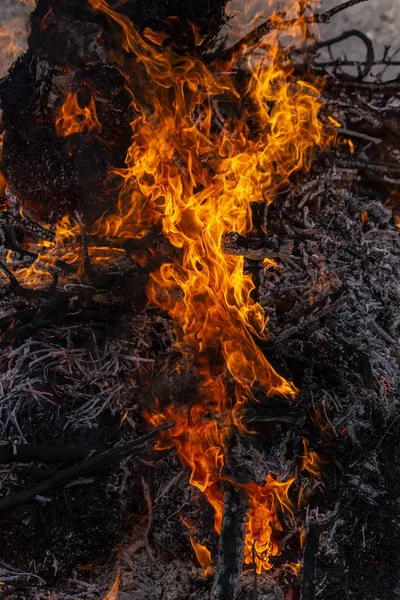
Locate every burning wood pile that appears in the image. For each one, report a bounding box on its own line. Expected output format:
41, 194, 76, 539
0, 0, 399, 598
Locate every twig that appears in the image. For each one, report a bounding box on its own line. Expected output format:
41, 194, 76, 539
75, 211, 95, 280
338, 128, 382, 145
219, 0, 369, 60
316, 30, 374, 79
0, 423, 174, 512
0, 443, 101, 464
0, 260, 19, 288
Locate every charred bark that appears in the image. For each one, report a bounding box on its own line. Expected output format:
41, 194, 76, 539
210, 484, 248, 600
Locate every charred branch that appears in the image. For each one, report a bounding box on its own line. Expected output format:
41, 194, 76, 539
300, 522, 321, 600
0, 442, 100, 464
0, 423, 174, 513
210, 484, 247, 600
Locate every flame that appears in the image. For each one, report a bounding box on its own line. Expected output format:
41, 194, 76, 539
0, 172, 6, 198
263, 257, 278, 269
243, 475, 295, 572
20, 0, 37, 9
41, 7, 55, 30
189, 537, 214, 577
327, 115, 342, 128
0, 18, 30, 78
286, 561, 301, 576
347, 138, 355, 154
0, 0, 331, 573
300, 438, 320, 477
55, 91, 102, 138
103, 570, 120, 600
86, 0, 330, 572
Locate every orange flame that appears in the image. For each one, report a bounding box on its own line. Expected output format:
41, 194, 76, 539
286, 561, 301, 576
103, 570, 120, 600
55, 91, 102, 138
243, 475, 295, 572
300, 438, 320, 477
189, 537, 214, 577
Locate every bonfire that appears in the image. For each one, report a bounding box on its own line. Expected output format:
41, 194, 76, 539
0, 1, 399, 599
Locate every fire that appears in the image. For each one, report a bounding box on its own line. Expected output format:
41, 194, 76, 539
86, 0, 329, 572
103, 570, 120, 600
0, 0, 330, 574
287, 561, 301, 576
189, 537, 214, 577
300, 438, 320, 477
243, 475, 295, 572
55, 91, 102, 138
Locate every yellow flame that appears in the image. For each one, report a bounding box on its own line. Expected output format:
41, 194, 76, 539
300, 438, 320, 477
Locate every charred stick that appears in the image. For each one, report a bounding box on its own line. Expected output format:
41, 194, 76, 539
0, 443, 101, 464
210, 484, 247, 600
337, 128, 382, 145
0, 423, 174, 512
332, 158, 400, 174
300, 522, 320, 600
3, 240, 77, 276
223, 232, 293, 261
0, 261, 19, 288
2, 188, 55, 242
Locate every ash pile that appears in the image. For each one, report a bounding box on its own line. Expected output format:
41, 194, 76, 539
0, 1, 400, 599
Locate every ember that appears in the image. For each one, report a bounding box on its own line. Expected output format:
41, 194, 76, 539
0, 0, 399, 599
